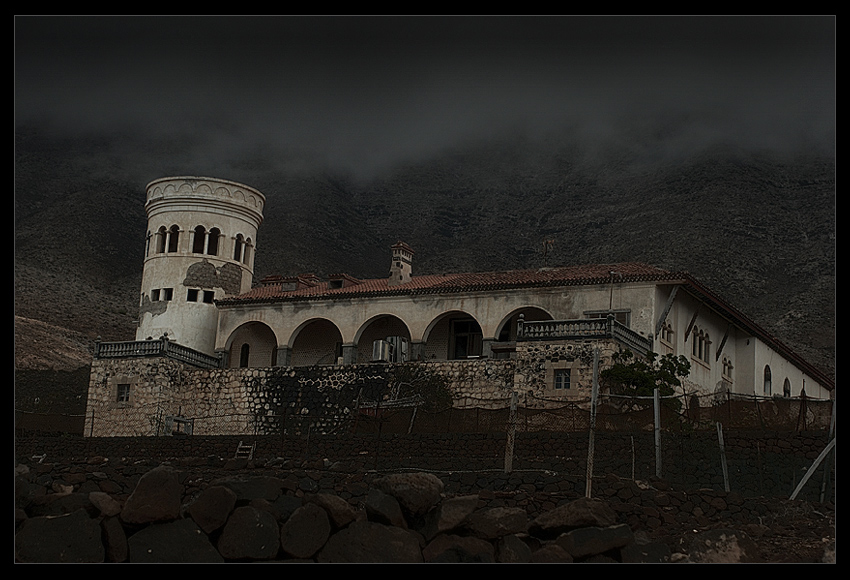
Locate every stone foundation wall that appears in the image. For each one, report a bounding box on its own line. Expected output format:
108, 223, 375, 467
85, 357, 519, 438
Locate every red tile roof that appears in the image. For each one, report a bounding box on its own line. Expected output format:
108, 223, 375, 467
219, 262, 679, 304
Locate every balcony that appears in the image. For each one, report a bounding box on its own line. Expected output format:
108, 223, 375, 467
516, 314, 652, 356
93, 337, 222, 369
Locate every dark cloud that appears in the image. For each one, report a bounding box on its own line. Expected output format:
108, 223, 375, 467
15, 16, 835, 178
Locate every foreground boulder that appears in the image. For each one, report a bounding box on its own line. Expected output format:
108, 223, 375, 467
15, 462, 831, 563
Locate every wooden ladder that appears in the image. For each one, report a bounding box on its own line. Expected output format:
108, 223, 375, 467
234, 440, 255, 460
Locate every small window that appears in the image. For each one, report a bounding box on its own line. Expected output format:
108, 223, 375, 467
151, 289, 161, 301
554, 369, 571, 390
187, 289, 199, 302
163, 288, 173, 301
202, 290, 215, 303
329, 279, 343, 289
116, 383, 131, 403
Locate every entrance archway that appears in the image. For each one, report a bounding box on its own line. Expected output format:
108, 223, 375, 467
226, 321, 277, 368
289, 318, 344, 366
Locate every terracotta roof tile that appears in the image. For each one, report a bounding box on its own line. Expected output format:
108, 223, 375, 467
220, 262, 678, 305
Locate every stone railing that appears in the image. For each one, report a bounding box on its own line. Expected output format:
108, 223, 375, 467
517, 315, 652, 355
93, 337, 222, 369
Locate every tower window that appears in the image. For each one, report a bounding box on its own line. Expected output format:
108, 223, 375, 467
167, 225, 180, 253
203, 290, 215, 303
207, 228, 220, 256
192, 226, 207, 253
162, 288, 173, 301
151, 289, 161, 301
187, 289, 199, 302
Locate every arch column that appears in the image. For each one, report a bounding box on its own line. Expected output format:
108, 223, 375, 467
276, 345, 291, 367
342, 343, 357, 365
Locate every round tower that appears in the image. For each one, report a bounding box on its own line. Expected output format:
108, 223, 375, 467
136, 176, 265, 355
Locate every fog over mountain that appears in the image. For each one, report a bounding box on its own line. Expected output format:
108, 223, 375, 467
14, 16, 835, 387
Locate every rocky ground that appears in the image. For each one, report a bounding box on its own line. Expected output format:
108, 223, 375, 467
14, 456, 835, 563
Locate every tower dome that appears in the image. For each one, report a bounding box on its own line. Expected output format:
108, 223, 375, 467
135, 176, 266, 355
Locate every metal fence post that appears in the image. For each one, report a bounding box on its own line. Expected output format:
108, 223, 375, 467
504, 391, 518, 474
585, 348, 599, 498
716, 421, 730, 492
654, 386, 661, 478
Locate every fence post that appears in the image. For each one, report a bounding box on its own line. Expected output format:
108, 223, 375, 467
654, 386, 661, 478
504, 391, 518, 474
585, 348, 600, 498
716, 422, 730, 492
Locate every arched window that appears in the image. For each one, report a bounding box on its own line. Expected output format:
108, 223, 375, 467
783, 378, 791, 397
239, 343, 250, 368
763, 365, 772, 396
242, 237, 252, 264
156, 226, 167, 253
167, 225, 180, 253
207, 228, 220, 256
192, 226, 207, 254
233, 234, 244, 262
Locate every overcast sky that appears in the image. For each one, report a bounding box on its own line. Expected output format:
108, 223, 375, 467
15, 15, 835, 179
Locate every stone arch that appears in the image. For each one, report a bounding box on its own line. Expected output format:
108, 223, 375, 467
354, 314, 412, 363
423, 310, 484, 361
288, 318, 344, 367
226, 321, 277, 369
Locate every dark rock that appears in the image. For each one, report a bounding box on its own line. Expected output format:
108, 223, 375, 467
365, 487, 408, 528
373, 472, 444, 518
419, 494, 480, 540
423, 534, 496, 562
495, 534, 533, 563
120, 465, 183, 525
217, 506, 280, 561
531, 543, 574, 562
307, 492, 358, 529
186, 485, 237, 534
530, 496, 617, 539
556, 523, 634, 559
101, 516, 128, 563
464, 506, 528, 539
128, 518, 223, 563
687, 528, 762, 563
15, 509, 105, 563
620, 540, 672, 563
210, 475, 286, 502
279, 503, 331, 559
317, 520, 424, 563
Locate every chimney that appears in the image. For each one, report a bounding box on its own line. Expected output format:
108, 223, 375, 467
388, 241, 414, 287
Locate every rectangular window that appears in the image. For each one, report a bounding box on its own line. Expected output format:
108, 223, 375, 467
151, 289, 161, 301
202, 290, 215, 303
187, 289, 199, 302
163, 288, 173, 301
116, 383, 131, 403
554, 369, 571, 390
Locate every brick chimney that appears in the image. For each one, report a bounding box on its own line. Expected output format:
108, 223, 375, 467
388, 241, 414, 287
